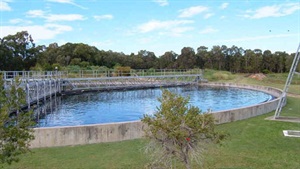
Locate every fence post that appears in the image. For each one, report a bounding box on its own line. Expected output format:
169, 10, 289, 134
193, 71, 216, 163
36, 81, 39, 106
43, 80, 46, 103
27, 82, 30, 109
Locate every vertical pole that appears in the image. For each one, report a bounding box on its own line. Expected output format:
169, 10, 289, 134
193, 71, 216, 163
54, 79, 57, 98
36, 81, 39, 106
43, 80, 46, 103
27, 82, 30, 109
49, 79, 52, 97
58, 79, 61, 94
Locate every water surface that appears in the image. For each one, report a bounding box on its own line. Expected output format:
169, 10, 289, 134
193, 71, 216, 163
35, 86, 273, 127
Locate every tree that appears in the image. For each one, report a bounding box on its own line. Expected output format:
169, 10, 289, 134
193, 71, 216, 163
0, 76, 35, 165
196, 46, 208, 69
137, 50, 158, 69
141, 90, 225, 169
0, 31, 37, 70
211, 45, 225, 70
176, 47, 196, 69
158, 51, 177, 69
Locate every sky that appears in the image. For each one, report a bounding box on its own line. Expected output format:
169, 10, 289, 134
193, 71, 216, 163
0, 0, 300, 56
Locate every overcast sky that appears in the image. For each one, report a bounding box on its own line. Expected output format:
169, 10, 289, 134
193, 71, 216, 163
1, 0, 299, 56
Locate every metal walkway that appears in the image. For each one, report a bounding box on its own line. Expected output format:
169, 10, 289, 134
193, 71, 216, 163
1, 69, 204, 108
63, 74, 202, 91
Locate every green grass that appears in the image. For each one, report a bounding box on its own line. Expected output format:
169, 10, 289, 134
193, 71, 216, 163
203, 69, 300, 95
3, 139, 149, 169
2, 71, 300, 169
3, 97, 300, 169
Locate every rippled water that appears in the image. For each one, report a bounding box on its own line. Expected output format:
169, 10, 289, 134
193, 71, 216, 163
35, 86, 274, 127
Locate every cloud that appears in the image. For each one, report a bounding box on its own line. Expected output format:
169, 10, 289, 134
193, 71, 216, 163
220, 2, 229, 9
204, 13, 214, 19
94, 15, 114, 21
217, 33, 299, 43
26, 10, 46, 18
46, 14, 85, 22
0, 24, 73, 42
0, 0, 12, 11
178, 5, 209, 18
153, 0, 169, 6
137, 20, 194, 34
26, 10, 85, 22
243, 3, 300, 19
199, 27, 218, 34
9, 19, 33, 25
46, 0, 88, 9
167, 27, 194, 37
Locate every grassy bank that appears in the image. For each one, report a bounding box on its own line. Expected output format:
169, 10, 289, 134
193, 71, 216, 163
3, 71, 300, 169
203, 69, 300, 95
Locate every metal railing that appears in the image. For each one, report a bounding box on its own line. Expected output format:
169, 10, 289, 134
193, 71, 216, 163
1, 69, 203, 80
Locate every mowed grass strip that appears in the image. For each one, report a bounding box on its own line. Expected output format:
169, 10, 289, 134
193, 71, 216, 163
3, 139, 149, 169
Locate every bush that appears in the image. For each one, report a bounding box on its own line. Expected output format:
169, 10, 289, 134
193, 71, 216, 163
114, 66, 131, 76
141, 90, 225, 169
210, 71, 234, 81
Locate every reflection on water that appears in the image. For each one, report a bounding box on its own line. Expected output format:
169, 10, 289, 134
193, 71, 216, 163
35, 86, 274, 128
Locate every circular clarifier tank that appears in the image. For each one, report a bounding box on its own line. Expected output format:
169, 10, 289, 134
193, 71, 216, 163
35, 85, 275, 128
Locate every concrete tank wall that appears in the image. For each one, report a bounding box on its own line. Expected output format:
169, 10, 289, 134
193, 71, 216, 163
199, 83, 283, 124
30, 121, 145, 148
30, 83, 284, 148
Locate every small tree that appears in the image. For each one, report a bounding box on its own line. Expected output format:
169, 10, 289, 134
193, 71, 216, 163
142, 90, 225, 169
0, 76, 35, 165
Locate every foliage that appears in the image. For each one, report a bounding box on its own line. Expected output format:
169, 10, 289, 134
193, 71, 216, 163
141, 90, 225, 169
114, 66, 131, 76
0, 31, 37, 71
0, 76, 35, 166
2, 31, 299, 74
211, 71, 235, 81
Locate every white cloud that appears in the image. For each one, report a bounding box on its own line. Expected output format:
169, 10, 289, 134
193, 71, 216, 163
220, 2, 229, 9
26, 10, 85, 22
0, 0, 12, 11
220, 16, 226, 19
0, 24, 73, 42
167, 27, 194, 37
137, 20, 194, 33
243, 3, 300, 19
94, 15, 113, 21
178, 5, 209, 18
26, 10, 46, 18
153, 0, 169, 6
46, 14, 85, 22
9, 19, 33, 25
199, 27, 218, 34
204, 13, 214, 19
46, 0, 87, 9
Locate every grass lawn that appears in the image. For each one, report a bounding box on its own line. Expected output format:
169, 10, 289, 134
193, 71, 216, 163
2, 71, 300, 169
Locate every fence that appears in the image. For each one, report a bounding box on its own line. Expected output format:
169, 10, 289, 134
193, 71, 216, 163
0, 69, 203, 80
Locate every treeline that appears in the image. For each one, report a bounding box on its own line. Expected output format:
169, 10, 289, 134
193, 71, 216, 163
1, 31, 299, 73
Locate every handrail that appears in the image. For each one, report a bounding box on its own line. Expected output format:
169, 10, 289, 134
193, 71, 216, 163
0, 69, 203, 80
